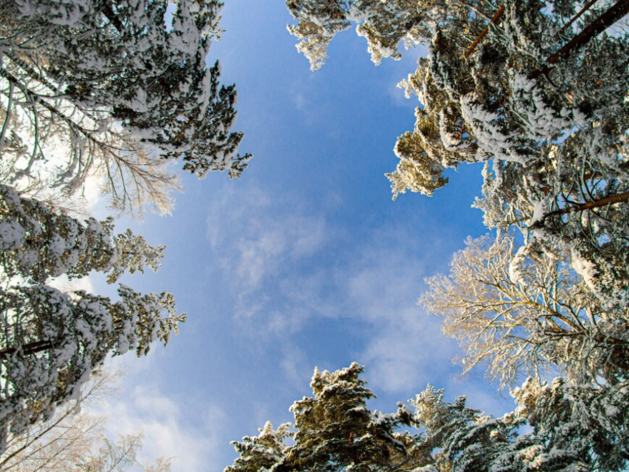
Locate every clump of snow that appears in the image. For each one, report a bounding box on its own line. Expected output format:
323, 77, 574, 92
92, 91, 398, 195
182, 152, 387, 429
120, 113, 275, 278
529, 200, 549, 239
570, 248, 599, 294
460, 94, 520, 164
0, 219, 26, 250
509, 245, 528, 287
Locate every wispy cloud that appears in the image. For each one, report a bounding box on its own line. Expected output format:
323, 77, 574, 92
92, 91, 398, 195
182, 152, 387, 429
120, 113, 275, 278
95, 380, 228, 472
205, 184, 461, 396
206, 183, 330, 326
336, 225, 460, 394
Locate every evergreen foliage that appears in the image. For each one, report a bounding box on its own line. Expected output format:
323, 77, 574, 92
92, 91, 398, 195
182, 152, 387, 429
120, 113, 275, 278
0, 0, 251, 215
0, 185, 163, 284
0, 184, 184, 454
226, 363, 429, 472
227, 364, 629, 471
286, 0, 629, 302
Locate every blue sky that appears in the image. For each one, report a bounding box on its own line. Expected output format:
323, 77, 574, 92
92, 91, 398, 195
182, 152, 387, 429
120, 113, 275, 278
90, 1, 518, 469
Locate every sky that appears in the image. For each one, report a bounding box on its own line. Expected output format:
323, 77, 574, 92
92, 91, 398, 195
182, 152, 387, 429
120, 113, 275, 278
87, 1, 519, 470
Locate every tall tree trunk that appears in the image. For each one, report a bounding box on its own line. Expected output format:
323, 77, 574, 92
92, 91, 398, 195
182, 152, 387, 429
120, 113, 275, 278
549, 0, 629, 63
533, 0, 629, 78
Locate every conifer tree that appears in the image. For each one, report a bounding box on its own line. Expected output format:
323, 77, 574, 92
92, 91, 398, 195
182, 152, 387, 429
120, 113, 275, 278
0, 185, 163, 284
224, 422, 292, 472
227, 364, 629, 471
287, 0, 629, 301
0, 0, 251, 215
0, 184, 184, 454
226, 363, 429, 472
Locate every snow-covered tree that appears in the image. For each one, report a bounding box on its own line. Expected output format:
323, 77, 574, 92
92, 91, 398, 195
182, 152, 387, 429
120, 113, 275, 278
400, 2, 629, 303
0, 185, 184, 454
227, 364, 629, 471
508, 376, 629, 470
286, 0, 432, 69
225, 422, 292, 472
1, 368, 173, 472
0, 283, 184, 456
286, 363, 425, 471
226, 363, 429, 472
421, 232, 629, 387
74, 433, 173, 472
0, 184, 163, 284
411, 375, 629, 471
288, 0, 629, 301
0, 0, 251, 215
475, 122, 629, 303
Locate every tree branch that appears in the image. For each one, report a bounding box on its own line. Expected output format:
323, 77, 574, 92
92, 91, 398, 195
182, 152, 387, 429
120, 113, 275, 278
464, 6, 505, 59
533, 0, 629, 78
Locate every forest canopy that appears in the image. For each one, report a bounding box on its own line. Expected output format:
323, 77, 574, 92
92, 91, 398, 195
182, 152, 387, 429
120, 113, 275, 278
0, 0, 249, 458
2, 0, 629, 469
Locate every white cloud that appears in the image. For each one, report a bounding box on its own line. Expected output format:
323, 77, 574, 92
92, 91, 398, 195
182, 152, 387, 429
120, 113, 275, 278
205, 184, 462, 397
337, 226, 459, 394
359, 309, 452, 393
280, 343, 313, 390
206, 184, 330, 324
94, 381, 228, 472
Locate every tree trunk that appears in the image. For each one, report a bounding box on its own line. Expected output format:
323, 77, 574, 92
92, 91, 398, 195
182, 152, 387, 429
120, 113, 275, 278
533, 0, 629, 78
99, 4, 125, 32
464, 6, 505, 59
532, 190, 629, 227
0, 339, 57, 359
550, 0, 629, 63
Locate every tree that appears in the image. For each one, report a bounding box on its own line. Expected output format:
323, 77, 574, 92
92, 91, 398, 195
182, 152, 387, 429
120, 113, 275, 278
287, 0, 629, 301
1, 369, 111, 471
409, 1, 629, 304
1, 0, 252, 215
0, 184, 185, 454
475, 123, 629, 303
226, 363, 429, 472
0, 184, 163, 284
0, 283, 184, 455
224, 422, 292, 472
1, 369, 173, 472
421, 232, 629, 388
226, 364, 629, 471
75, 434, 173, 472
286, 0, 432, 70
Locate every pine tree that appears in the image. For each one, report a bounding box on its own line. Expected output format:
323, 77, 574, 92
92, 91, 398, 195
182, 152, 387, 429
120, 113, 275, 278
0, 0, 251, 215
286, 0, 436, 69
0, 284, 184, 454
227, 364, 629, 471
224, 422, 292, 472
0, 185, 184, 454
287, 0, 629, 302
226, 363, 430, 471
0, 184, 163, 284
